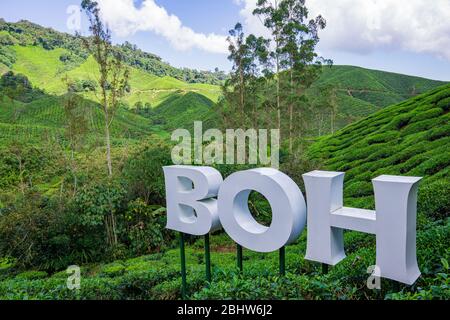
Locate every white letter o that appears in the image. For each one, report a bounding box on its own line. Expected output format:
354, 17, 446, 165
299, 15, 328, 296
218, 168, 306, 252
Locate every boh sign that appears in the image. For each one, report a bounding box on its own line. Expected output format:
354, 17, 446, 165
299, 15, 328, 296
163, 165, 422, 292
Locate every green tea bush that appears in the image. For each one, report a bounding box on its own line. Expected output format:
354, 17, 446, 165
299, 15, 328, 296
366, 131, 399, 145
436, 97, 450, 111
15, 270, 48, 280
100, 262, 126, 278
345, 181, 373, 198
410, 108, 443, 123
418, 181, 450, 221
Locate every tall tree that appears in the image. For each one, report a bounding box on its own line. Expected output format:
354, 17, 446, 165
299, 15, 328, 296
80, 0, 129, 247
254, 0, 284, 130
278, 0, 330, 152
80, 0, 129, 177
227, 23, 247, 119
62, 76, 89, 195
253, 0, 331, 151
225, 24, 270, 128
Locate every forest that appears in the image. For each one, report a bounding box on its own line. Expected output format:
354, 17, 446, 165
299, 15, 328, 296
0, 0, 448, 300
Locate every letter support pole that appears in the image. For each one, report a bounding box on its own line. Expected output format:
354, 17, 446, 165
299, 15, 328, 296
279, 247, 286, 276
179, 232, 187, 299
237, 244, 243, 273
205, 233, 212, 282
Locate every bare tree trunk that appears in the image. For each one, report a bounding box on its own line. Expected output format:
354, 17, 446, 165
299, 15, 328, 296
103, 102, 113, 177
276, 57, 281, 131
239, 61, 245, 122
275, 0, 281, 132
105, 120, 113, 177
18, 156, 25, 196
289, 70, 294, 153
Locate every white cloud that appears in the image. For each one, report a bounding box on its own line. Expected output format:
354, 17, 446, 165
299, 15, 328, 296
236, 0, 450, 60
95, 0, 228, 54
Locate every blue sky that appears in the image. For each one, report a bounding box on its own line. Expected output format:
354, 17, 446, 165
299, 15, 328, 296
1, 0, 449, 81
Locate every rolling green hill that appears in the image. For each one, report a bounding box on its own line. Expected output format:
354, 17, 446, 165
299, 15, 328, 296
8, 45, 221, 108
150, 92, 218, 130
0, 19, 221, 144
1, 18, 448, 145
0, 19, 227, 85
0, 19, 221, 124
310, 65, 447, 129
308, 83, 450, 213
0, 93, 157, 143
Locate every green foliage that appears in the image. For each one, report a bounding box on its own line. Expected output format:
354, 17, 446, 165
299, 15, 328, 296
100, 262, 126, 278
0, 45, 16, 68
0, 193, 69, 270
418, 181, 450, 221
123, 139, 173, 205
73, 181, 127, 228
0, 11, 448, 302
150, 92, 217, 130
309, 84, 450, 207
123, 199, 169, 255
15, 270, 48, 280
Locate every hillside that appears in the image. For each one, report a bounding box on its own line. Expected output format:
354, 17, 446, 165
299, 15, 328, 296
8, 45, 221, 108
308, 83, 450, 213
0, 19, 221, 114
150, 92, 218, 130
0, 19, 227, 85
1, 19, 447, 138
0, 92, 158, 143
0, 19, 221, 142
0, 85, 448, 300
310, 65, 447, 129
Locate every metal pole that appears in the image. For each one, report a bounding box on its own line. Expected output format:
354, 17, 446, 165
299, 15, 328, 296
279, 246, 286, 276
237, 244, 243, 273
322, 263, 329, 274
204, 233, 212, 282
179, 232, 187, 299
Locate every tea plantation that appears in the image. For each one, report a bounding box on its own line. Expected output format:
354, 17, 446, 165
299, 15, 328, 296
0, 84, 448, 300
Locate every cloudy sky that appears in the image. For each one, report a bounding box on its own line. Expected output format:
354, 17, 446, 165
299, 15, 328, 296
1, 0, 450, 80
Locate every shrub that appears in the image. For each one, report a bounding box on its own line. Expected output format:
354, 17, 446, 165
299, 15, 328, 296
0, 194, 70, 270
15, 270, 48, 280
409, 108, 443, 123
123, 199, 169, 256
436, 97, 450, 111
100, 262, 125, 278
418, 181, 450, 220
366, 131, 399, 145
123, 139, 173, 205
345, 181, 373, 198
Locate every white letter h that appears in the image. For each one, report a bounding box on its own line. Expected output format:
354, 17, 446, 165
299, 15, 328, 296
302, 171, 422, 285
